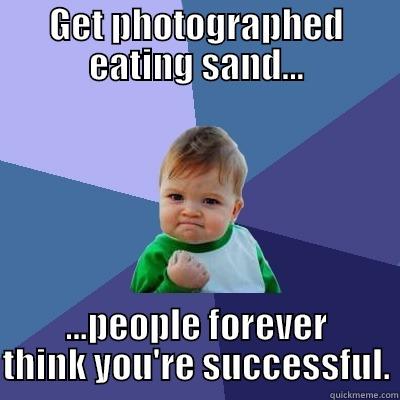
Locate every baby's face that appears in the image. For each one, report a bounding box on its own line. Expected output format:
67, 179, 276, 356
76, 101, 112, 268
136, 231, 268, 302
159, 167, 243, 244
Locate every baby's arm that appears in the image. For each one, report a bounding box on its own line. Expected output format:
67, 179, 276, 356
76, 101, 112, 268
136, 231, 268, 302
167, 250, 209, 290
256, 243, 281, 293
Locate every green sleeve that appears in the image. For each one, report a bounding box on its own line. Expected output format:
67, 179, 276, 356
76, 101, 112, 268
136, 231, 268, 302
130, 243, 195, 293
256, 243, 281, 294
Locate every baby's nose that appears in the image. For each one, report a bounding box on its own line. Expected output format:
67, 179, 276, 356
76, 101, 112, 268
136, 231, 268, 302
182, 201, 201, 216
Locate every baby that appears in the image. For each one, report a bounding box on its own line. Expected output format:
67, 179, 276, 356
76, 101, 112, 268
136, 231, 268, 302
130, 126, 280, 293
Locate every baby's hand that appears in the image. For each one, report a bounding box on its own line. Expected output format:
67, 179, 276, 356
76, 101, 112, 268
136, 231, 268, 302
167, 250, 209, 290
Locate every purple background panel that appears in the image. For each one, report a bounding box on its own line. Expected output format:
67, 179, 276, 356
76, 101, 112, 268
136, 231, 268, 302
216, 226, 399, 399
0, 1, 195, 202
187, 0, 400, 182
0, 268, 224, 400
239, 74, 400, 265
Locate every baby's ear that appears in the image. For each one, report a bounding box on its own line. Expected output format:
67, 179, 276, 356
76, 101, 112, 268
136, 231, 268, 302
231, 198, 244, 221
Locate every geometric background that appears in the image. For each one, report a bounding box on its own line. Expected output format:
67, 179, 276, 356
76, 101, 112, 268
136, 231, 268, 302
1, 0, 399, 398
240, 74, 400, 265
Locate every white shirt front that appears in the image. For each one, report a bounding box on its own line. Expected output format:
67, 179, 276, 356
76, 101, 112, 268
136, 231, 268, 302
188, 226, 265, 293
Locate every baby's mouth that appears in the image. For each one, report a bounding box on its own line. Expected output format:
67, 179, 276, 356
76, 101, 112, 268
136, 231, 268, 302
179, 221, 203, 227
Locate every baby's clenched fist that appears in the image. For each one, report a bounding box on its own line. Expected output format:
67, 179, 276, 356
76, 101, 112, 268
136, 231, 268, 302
167, 250, 209, 290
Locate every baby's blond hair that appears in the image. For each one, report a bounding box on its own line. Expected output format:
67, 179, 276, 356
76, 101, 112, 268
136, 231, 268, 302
160, 126, 248, 197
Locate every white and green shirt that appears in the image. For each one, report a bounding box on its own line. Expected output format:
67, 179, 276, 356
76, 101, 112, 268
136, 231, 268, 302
131, 224, 281, 293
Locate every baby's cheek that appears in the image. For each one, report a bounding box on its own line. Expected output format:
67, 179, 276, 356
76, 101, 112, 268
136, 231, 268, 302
208, 214, 229, 235
160, 208, 176, 232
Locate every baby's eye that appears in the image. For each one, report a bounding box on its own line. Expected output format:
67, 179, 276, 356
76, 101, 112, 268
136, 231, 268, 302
168, 193, 183, 201
204, 198, 220, 205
